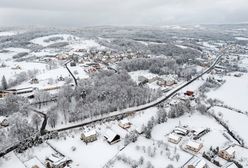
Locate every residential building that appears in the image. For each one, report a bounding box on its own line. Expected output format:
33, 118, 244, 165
186, 141, 203, 152
81, 130, 97, 143
168, 133, 182, 144
45, 153, 71, 168
218, 146, 235, 161
104, 129, 120, 144
118, 119, 131, 129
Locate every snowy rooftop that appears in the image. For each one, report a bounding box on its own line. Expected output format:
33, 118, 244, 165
82, 129, 97, 137
187, 157, 206, 168
225, 146, 235, 155
168, 133, 181, 141
46, 153, 68, 165
119, 118, 130, 125
104, 129, 118, 142
187, 140, 202, 149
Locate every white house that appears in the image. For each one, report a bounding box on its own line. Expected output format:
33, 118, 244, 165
81, 129, 97, 143
186, 141, 203, 152
168, 133, 182, 144
174, 127, 189, 136
118, 118, 131, 129
104, 129, 121, 145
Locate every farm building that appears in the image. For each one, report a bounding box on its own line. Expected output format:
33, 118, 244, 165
218, 146, 235, 161
81, 130, 97, 143
0, 116, 8, 127
168, 133, 182, 144
186, 141, 203, 152
173, 127, 189, 136
104, 129, 120, 145
45, 153, 71, 168
118, 118, 131, 129
185, 156, 207, 168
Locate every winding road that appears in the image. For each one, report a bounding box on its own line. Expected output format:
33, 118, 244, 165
52, 53, 223, 132
0, 52, 223, 157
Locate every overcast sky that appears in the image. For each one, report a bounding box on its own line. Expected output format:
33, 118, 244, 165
0, 0, 247, 27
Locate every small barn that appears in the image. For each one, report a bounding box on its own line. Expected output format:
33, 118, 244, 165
118, 119, 131, 129
186, 141, 203, 152
104, 129, 120, 145
174, 127, 189, 136
45, 153, 71, 168
81, 130, 97, 143
168, 133, 182, 144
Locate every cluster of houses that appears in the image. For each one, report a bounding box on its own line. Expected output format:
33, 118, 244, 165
167, 125, 240, 168
81, 119, 134, 145
137, 74, 177, 88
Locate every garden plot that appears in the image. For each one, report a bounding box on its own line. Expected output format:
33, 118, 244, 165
207, 74, 248, 111
233, 145, 248, 167
48, 132, 121, 168
210, 106, 248, 145
0, 152, 25, 168
113, 136, 192, 168
0, 61, 47, 81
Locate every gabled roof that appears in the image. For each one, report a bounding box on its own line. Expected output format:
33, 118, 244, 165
225, 146, 235, 156
104, 129, 119, 142
119, 118, 130, 125
187, 157, 206, 168
24, 157, 46, 168
82, 130, 96, 137
187, 140, 202, 149
168, 133, 181, 141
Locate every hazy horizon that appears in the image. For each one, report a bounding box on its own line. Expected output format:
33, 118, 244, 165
0, 0, 248, 27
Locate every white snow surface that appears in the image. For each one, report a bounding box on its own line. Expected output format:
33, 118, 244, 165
207, 74, 248, 111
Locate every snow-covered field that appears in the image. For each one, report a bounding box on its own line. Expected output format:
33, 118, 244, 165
115, 136, 192, 168
0, 31, 19, 37
210, 106, 248, 145
235, 37, 248, 41
207, 74, 248, 111
152, 112, 232, 150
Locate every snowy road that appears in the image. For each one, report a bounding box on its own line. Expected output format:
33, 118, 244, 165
52, 53, 223, 132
